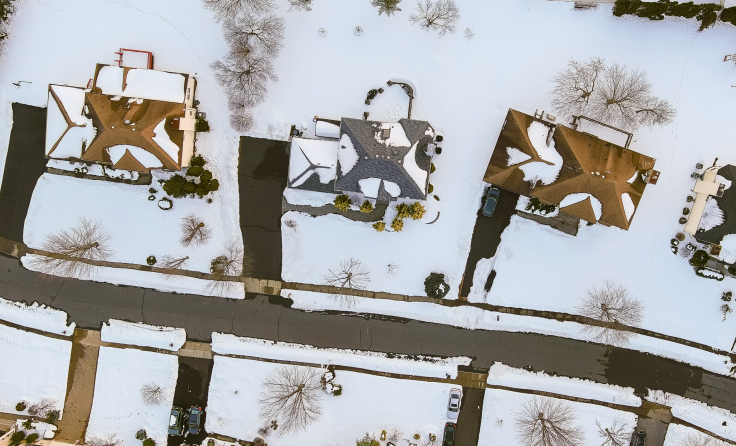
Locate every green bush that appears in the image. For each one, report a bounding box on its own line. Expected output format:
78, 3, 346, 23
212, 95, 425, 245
25, 434, 39, 444
391, 217, 404, 232
148, 187, 157, 194
44, 410, 59, 424
332, 384, 342, 396
408, 202, 426, 220
697, 4, 721, 30
15, 402, 26, 411
355, 433, 379, 446
11, 432, 25, 443
373, 221, 386, 232
360, 200, 374, 213
135, 429, 147, 441
428, 183, 434, 194
195, 117, 210, 132
425, 272, 450, 298
721, 6, 736, 25
186, 166, 204, 177
142, 439, 156, 446
333, 194, 351, 211
690, 249, 710, 267
200, 170, 213, 182
21, 419, 33, 430
190, 154, 207, 167
146, 256, 157, 266
164, 156, 219, 199
612, 0, 724, 30
395, 203, 410, 219
525, 197, 556, 215
430, 163, 436, 173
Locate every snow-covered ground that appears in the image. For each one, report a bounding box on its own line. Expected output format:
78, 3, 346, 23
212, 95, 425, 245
477, 388, 638, 446
0, 297, 75, 335
212, 333, 470, 378
487, 362, 641, 407
205, 355, 455, 445
647, 390, 736, 442
0, 324, 71, 416
283, 289, 734, 375
664, 423, 725, 446
101, 320, 186, 351
86, 347, 177, 446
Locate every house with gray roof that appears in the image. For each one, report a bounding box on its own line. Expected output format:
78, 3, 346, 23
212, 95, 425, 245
287, 117, 435, 201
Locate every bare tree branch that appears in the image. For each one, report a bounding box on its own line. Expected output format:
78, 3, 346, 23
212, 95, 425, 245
211, 52, 277, 107
204, 240, 253, 296
259, 366, 322, 436
678, 433, 729, 446
223, 13, 285, 58
203, 0, 276, 21
596, 420, 629, 446
229, 107, 254, 132
287, 0, 313, 11
324, 258, 371, 308
140, 383, 165, 406
409, 0, 460, 36
180, 214, 212, 247
86, 435, 121, 446
550, 57, 606, 118
27, 399, 57, 418
160, 255, 190, 270
515, 397, 585, 446
576, 281, 644, 346
29, 217, 113, 279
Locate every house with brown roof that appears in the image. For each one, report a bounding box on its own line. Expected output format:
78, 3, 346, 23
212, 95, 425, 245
44, 63, 198, 173
484, 109, 656, 230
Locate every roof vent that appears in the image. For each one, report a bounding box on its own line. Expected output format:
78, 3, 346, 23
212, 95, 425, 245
124, 119, 131, 125
382, 128, 391, 138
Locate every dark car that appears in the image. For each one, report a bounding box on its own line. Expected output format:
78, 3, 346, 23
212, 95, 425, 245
443, 422, 456, 446
168, 406, 184, 436
188, 406, 203, 435
482, 187, 501, 217
631, 430, 646, 446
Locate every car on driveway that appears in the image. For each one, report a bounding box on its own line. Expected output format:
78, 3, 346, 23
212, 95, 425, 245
188, 406, 203, 435
168, 406, 184, 436
442, 422, 456, 446
447, 388, 462, 419
482, 187, 501, 217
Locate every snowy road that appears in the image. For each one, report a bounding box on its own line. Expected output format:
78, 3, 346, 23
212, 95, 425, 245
1, 255, 736, 418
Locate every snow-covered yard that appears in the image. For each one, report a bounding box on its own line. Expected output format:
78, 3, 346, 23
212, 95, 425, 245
477, 388, 638, 446
0, 324, 71, 417
205, 355, 455, 446
86, 347, 177, 446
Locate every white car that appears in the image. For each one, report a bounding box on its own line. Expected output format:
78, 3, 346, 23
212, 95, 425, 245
447, 388, 462, 419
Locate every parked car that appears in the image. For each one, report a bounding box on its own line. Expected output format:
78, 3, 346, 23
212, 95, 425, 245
446, 388, 462, 419
168, 406, 184, 436
188, 406, 203, 435
631, 430, 646, 446
482, 187, 501, 217
442, 422, 456, 446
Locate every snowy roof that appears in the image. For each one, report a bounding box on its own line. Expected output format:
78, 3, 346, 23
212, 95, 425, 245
695, 164, 736, 245
288, 138, 338, 191
93, 64, 187, 103
484, 109, 656, 230
45, 85, 97, 159
335, 117, 433, 200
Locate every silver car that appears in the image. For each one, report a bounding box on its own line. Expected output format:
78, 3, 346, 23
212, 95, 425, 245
447, 388, 462, 419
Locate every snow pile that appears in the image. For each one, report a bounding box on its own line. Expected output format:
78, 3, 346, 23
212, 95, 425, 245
101, 320, 186, 351
506, 147, 531, 166
152, 119, 180, 163
86, 347, 177, 446
698, 197, 725, 231
0, 324, 71, 416
622, 193, 635, 221
337, 133, 359, 174
559, 193, 603, 220
648, 391, 736, 442
106, 145, 163, 169
283, 187, 335, 207
0, 298, 75, 336
519, 121, 563, 185
403, 141, 428, 190
315, 120, 340, 139
478, 388, 637, 446
467, 256, 495, 303
206, 356, 454, 445
212, 333, 470, 378
487, 362, 641, 406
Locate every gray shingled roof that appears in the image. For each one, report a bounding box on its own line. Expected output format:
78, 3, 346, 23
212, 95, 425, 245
697, 164, 736, 245
335, 117, 433, 200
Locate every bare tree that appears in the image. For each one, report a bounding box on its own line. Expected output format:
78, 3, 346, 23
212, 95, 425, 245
211, 52, 277, 107
29, 217, 112, 279
387, 263, 400, 275
229, 107, 254, 132
223, 13, 285, 58
371, 0, 402, 16
324, 258, 371, 307
576, 281, 644, 346
203, 0, 276, 21
464, 27, 474, 39
160, 255, 189, 270
287, 0, 313, 11
515, 397, 585, 446
550, 57, 606, 118
596, 420, 629, 446
140, 383, 165, 406
590, 63, 675, 130
409, 0, 460, 36
259, 366, 322, 436
86, 435, 121, 446
27, 399, 57, 418
678, 433, 729, 446
180, 214, 212, 247
205, 240, 253, 296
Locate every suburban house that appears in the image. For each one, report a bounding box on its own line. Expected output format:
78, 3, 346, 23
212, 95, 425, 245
684, 163, 735, 246
287, 117, 436, 201
44, 61, 197, 172
484, 109, 657, 230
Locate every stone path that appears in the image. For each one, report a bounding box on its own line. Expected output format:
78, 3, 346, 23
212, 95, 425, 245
282, 196, 389, 222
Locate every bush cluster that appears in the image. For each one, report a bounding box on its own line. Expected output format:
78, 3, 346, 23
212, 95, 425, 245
525, 197, 556, 215
359, 200, 374, 213
689, 249, 710, 267
333, 194, 352, 212
379, 201, 426, 233
612, 0, 726, 31
163, 155, 220, 199
195, 117, 210, 132
355, 433, 380, 446
424, 272, 450, 298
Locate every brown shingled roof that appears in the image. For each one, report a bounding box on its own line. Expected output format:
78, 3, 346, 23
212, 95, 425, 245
114, 149, 148, 172
485, 109, 656, 230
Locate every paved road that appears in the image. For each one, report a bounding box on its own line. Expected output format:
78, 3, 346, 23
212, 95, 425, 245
1, 255, 735, 416
238, 136, 288, 280
459, 188, 519, 297
0, 104, 47, 242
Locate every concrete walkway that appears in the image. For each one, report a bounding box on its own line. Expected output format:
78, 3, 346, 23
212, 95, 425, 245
55, 343, 99, 443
